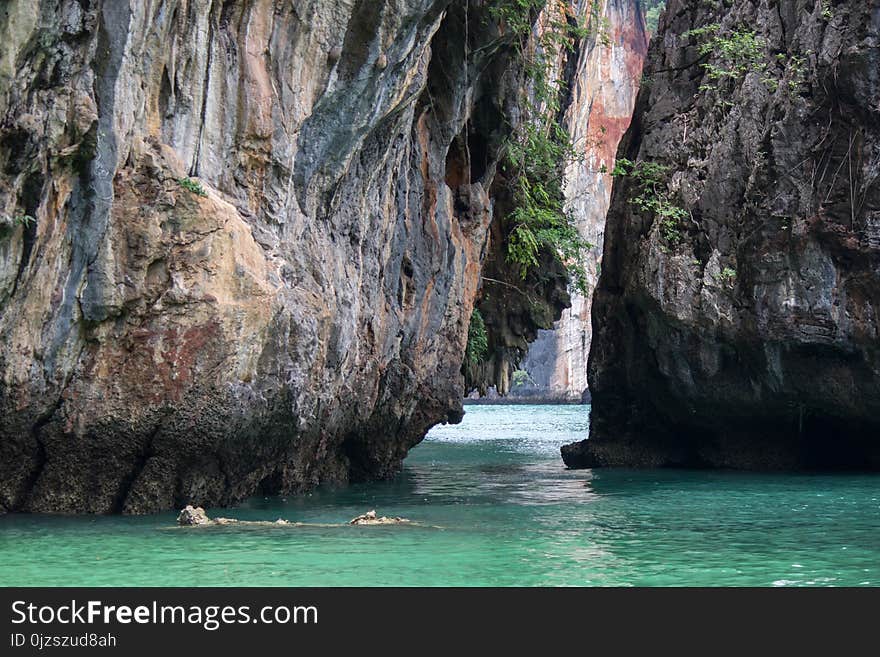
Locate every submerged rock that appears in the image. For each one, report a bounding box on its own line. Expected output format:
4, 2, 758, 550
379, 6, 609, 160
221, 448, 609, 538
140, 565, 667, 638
349, 510, 411, 526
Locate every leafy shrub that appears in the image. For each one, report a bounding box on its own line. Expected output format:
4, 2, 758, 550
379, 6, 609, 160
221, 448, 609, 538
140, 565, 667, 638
178, 177, 207, 197
715, 267, 737, 285
682, 24, 767, 91
684, 22, 808, 98
466, 309, 489, 365
511, 369, 534, 387
612, 158, 688, 245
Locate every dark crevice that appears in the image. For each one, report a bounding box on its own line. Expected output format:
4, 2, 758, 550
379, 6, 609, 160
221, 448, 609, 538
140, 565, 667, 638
16, 395, 66, 511
1, 128, 33, 175
467, 125, 489, 182
398, 255, 415, 307
465, 38, 580, 394
113, 427, 161, 514
158, 65, 172, 120
340, 431, 372, 482
257, 469, 283, 496
219, 0, 238, 30
555, 12, 583, 124
444, 130, 470, 188
19, 440, 48, 512
337, 0, 384, 82
190, 4, 218, 177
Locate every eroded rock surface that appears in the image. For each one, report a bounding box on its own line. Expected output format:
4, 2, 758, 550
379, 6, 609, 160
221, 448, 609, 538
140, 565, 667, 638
0, 1, 559, 512
568, 0, 880, 469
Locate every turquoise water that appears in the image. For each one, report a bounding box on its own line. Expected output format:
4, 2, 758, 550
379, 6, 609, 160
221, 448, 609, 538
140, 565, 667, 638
1, 404, 878, 586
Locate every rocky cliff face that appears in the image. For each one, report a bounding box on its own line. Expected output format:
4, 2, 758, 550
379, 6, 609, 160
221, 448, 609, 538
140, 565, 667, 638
0, 0, 554, 513
565, 0, 880, 469
517, 0, 647, 403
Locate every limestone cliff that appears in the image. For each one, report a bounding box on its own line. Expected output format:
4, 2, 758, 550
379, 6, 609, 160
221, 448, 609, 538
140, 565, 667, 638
565, 0, 880, 469
0, 0, 561, 512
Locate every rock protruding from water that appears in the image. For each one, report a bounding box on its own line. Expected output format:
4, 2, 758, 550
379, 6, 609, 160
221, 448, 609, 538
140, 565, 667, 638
177, 505, 211, 526
176, 506, 295, 527
349, 510, 410, 526
174, 506, 418, 528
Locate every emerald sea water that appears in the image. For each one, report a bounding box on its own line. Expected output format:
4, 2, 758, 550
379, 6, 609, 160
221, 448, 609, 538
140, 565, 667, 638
1, 404, 878, 586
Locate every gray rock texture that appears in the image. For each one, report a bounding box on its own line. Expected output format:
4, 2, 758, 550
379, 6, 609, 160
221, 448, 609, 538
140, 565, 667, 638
566, 0, 880, 469
0, 0, 556, 512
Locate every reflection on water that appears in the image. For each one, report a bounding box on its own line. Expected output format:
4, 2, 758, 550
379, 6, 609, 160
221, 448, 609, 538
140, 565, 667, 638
407, 455, 598, 507
0, 404, 878, 586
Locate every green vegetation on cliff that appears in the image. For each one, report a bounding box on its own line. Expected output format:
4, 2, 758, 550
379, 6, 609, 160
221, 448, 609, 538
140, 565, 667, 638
612, 158, 687, 245
178, 177, 207, 197
683, 21, 810, 98
489, 0, 593, 294
465, 309, 490, 365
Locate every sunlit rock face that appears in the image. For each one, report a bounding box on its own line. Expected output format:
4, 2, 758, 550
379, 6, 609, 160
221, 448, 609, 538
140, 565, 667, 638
566, 0, 880, 469
515, 0, 648, 403
0, 0, 545, 513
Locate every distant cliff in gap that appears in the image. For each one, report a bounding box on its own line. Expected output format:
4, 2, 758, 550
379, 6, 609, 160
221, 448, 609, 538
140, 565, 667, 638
514, 0, 648, 403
